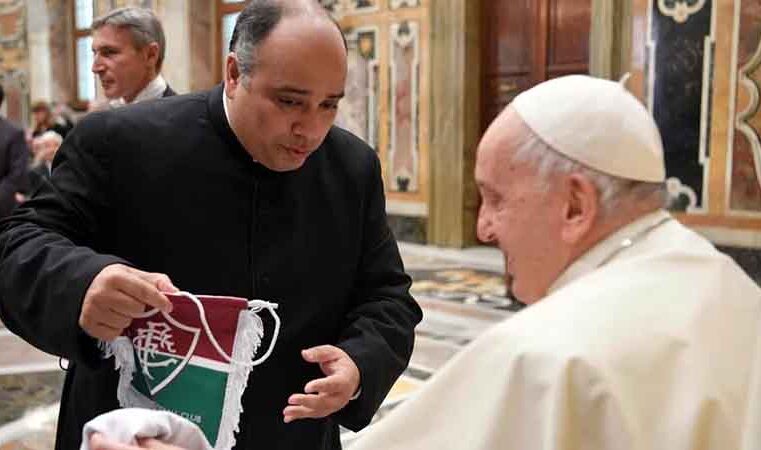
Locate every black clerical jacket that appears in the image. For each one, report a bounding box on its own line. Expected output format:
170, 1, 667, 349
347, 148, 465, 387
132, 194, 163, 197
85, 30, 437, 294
0, 85, 422, 449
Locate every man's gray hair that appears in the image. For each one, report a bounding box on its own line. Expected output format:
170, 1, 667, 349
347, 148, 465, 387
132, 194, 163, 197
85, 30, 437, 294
229, 0, 346, 78
513, 126, 668, 216
92, 7, 166, 72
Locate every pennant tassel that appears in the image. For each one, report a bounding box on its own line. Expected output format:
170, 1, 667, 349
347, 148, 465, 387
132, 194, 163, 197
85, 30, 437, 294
108, 337, 159, 409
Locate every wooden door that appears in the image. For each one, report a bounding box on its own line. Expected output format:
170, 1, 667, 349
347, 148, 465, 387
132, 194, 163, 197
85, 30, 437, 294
480, 0, 591, 298
481, 0, 592, 132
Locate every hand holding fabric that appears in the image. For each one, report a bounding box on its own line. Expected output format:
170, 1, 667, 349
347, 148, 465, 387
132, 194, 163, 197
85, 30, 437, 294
79, 264, 178, 341
89, 434, 185, 450
283, 345, 361, 423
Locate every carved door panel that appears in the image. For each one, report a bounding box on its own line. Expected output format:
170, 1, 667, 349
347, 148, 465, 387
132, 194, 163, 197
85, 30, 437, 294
481, 0, 591, 132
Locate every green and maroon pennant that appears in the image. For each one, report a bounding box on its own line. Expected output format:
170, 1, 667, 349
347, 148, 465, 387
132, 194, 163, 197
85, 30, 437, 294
106, 292, 280, 450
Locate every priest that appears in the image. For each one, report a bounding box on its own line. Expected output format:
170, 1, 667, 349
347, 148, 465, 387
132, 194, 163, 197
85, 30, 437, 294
0, 1, 421, 449
351, 75, 761, 450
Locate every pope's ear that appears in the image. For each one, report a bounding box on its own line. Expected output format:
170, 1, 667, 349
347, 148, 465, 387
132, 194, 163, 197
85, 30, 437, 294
561, 173, 599, 244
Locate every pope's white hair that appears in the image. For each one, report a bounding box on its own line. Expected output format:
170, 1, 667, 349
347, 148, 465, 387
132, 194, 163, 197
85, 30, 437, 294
512, 125, 667, 216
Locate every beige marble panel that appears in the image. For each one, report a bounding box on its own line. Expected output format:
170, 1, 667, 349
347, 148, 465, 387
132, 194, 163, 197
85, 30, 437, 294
389, 20, 419, 193
336, 27, 379, 148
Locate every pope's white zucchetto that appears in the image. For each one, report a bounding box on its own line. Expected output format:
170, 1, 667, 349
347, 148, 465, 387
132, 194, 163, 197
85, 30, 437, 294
511, 74, 666, 183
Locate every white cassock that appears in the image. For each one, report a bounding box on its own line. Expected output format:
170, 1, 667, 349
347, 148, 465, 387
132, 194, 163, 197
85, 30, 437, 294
351, 210, 761, 450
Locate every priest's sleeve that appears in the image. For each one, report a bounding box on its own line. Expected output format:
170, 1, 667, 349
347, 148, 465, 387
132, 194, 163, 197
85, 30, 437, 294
332, 153, 423, 430
0, 112, 129, 367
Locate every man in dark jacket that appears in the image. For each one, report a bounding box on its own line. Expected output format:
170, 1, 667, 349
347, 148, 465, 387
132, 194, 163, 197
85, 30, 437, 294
91, 6, 175, 106
0, 1, 421, 449
0, 85, 29, 219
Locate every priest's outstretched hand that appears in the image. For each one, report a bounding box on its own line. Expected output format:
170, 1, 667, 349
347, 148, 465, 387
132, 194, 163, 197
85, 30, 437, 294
283, 345, 361, 423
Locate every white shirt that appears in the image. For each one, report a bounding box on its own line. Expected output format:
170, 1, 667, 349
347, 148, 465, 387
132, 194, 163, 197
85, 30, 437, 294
109, 75, 168, 108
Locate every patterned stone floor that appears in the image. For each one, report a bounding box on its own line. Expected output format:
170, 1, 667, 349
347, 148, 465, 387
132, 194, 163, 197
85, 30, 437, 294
0, 243, 514, 449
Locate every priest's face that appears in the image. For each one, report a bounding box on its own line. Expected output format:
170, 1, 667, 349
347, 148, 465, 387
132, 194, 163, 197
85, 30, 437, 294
475, 108, 569, 304
224, 16, 347, 172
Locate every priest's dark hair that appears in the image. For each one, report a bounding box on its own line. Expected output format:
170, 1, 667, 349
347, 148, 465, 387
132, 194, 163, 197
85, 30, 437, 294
229, 0, 346, 77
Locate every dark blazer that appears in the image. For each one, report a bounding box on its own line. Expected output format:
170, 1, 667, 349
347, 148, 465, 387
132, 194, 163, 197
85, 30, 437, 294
0, 85, 421, 450
0, 117, 28, 218
162, 85, 175, 98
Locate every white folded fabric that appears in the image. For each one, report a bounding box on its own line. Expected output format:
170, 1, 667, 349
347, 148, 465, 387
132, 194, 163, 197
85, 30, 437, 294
80, 408, 212, 450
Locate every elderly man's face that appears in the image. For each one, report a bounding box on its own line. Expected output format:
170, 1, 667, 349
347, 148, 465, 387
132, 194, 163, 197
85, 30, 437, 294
92, 24, 157, 102
32, 137, 60, 162
224, 16, 346, 171
475, 108, 569, 304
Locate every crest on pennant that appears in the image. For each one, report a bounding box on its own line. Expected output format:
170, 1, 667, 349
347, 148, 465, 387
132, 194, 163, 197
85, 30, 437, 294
129, 311, 201, 397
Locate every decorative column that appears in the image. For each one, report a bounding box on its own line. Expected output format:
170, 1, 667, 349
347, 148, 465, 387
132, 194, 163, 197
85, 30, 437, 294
589, 0, 632, 80
427, 0, 481, 247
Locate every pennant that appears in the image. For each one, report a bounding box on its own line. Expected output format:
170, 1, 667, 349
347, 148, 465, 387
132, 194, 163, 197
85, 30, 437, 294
106, 292, 280, 450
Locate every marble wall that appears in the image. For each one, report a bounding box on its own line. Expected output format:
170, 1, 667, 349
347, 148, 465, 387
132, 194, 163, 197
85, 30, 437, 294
0, 0, 28, 126
729, 1, 761, 213
648, 0, 713, 212
322, 0, 430, 237
629, 0, 761, 256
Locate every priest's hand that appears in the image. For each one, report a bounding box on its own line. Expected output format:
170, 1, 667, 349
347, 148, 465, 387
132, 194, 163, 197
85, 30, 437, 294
283, 345, 361, 423
79, 264, 178, 341
89, 433, 186, 450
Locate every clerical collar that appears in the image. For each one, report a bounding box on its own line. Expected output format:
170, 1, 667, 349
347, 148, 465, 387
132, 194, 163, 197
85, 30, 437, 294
222, 89, 231, 126
110, 75, 167, 108
547, 209, 673, 295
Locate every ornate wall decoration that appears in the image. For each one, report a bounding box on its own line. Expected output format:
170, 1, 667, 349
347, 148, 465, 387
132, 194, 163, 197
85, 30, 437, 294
389, 21, 420, 193
390, 0, 419, 9
0, 0, 25, 47
657, 0, 707, 23
647, 0, 714, 212
0, 0, 27, 125
319, 0, 378, 18
728, 0, 761, 213
336, 27, 380, 151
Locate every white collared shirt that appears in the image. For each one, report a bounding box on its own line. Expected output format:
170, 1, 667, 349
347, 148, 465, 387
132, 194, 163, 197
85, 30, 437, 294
109, 75, 168, 108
